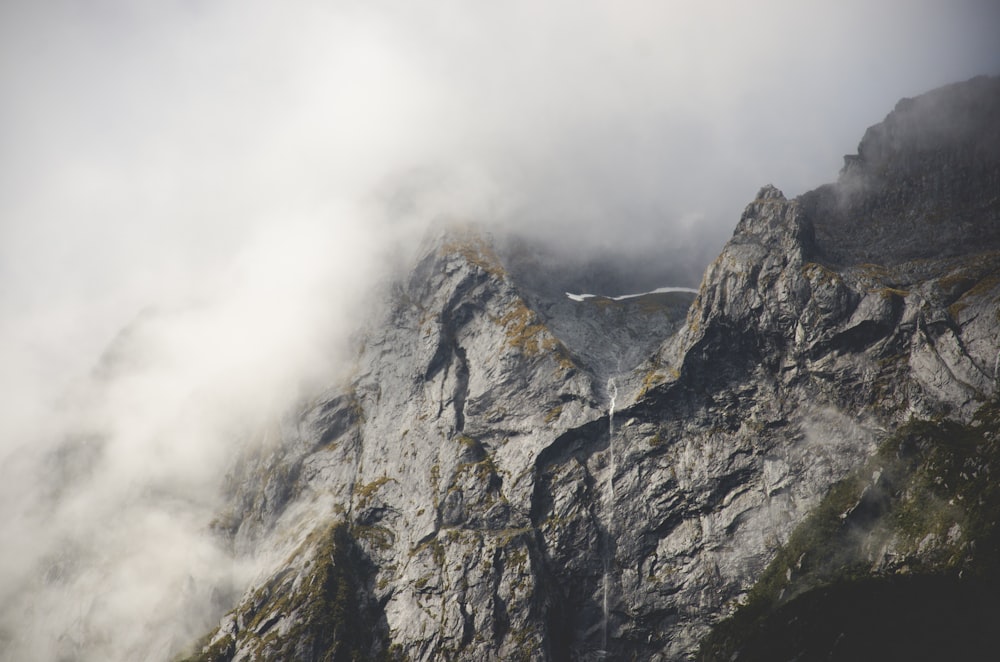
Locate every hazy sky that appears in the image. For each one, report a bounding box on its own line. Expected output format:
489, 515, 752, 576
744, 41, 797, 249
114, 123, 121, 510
2, 1, 999, 354
0, 1, 998, 659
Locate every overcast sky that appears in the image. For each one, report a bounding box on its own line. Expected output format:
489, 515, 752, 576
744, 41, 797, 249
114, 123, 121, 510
1, 2, 998, 659
2, 1, 999, 360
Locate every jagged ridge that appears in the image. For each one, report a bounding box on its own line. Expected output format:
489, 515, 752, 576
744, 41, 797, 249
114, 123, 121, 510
185, 76, 1000, 661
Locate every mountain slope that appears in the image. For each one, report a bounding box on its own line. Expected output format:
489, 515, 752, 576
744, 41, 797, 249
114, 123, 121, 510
184, 75, 1000, 661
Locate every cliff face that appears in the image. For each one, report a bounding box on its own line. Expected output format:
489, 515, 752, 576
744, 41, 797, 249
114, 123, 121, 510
803, 75, 1000, 267
185, 76, 1000, 661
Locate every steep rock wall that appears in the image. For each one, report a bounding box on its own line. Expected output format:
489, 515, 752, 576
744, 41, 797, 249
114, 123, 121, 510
185, 76, 1000, 661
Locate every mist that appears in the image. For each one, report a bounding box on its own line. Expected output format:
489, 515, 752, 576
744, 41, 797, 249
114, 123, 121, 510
1, 1, 998, 659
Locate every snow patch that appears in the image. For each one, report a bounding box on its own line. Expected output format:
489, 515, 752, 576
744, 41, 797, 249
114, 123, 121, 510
565, 286, 698, 302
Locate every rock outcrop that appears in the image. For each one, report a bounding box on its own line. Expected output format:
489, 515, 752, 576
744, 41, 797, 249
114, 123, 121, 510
184, 76, 1000, 661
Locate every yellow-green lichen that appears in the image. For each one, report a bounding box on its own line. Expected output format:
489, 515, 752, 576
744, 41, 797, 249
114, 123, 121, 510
498, 301, 558, 356
440, 232, 506, 278
180, 522, 391, 662
802, 262, 844, 287
355, 476, 396, 511
544, 404, 564, 424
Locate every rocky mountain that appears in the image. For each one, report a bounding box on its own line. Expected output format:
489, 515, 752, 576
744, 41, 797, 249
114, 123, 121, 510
183, 75, 1000, 661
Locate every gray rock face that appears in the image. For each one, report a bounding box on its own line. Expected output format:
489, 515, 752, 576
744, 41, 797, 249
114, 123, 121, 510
802, 75, 1000, 267
187, 77, 1000, 661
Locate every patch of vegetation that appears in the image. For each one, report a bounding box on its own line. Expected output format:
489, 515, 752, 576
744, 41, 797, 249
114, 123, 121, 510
948, 301, 969, 319
542, 511, 580, 531
875, 286, 909, 299
858, 262, 890, 278
503, 625, 545, 662
638, 367, 679, 398
582, 296, 617, 310
938, 273, 978, 293
802, 261, 844, 288
355, 475, 396, 511
506, 545, 529, 573
451, 451, 503, 509
499, 301, 558, 356
440, 233, 506, 278
544, 404, 563, 424
176, 632, 234, 662
495, 526, 533, 546
429, 463, 441, 510
698, 401, 1000, 660
948, 269, 1000, 320
455, 434, 480, 450
647, 430, 667, 448
410, 536, 447, 567
180, 523, 394, 662
552, 346, 576, 374
352, 523, 395, 552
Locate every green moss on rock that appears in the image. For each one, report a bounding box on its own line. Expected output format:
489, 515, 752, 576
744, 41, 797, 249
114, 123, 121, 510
181, 522, 393, 662
698, 401, 1000, 660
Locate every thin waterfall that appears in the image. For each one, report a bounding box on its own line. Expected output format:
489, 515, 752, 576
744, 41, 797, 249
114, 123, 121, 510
607, 377, 617, 500
602, 377, 619, 654
994, 346, 1000, 385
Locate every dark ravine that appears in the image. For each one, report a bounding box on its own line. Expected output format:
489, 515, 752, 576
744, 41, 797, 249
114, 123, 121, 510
182, 76, 1000, 661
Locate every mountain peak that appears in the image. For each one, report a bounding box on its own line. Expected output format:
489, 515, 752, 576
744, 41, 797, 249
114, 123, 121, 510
184, 78, 1000, 661
755, 184, 786, 201
804, 75, 1000, 267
